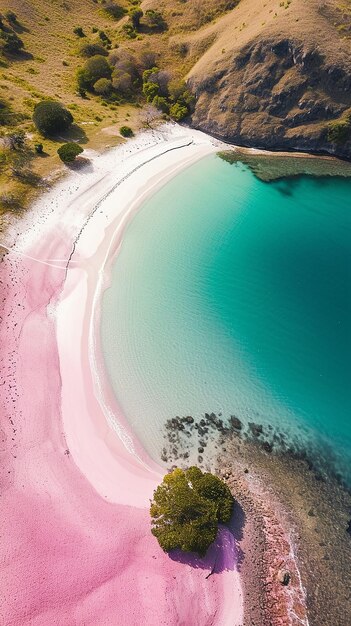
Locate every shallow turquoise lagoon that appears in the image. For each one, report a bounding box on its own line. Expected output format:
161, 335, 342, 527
101, 154, 351, 478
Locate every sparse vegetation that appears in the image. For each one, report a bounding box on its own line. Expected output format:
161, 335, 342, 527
150, 467, 234, 557
0, 98, 14, 125
327, 111, 351, 144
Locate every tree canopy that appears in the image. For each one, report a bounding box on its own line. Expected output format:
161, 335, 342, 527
77, 55, 112, 91
57, 142, 83, 163
33, 101, 73, 136
150, 467, 234, 557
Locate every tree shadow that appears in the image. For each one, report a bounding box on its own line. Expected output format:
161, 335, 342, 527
52, 124, 88, 145
5, 49, 34, 61
10, 20, 30, 34
66, 156, 93, 172
169, 502, 246, 575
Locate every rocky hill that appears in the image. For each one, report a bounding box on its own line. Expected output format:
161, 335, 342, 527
187, 0, 351, 158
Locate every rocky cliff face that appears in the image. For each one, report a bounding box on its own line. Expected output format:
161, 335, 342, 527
187, 0, 351, 158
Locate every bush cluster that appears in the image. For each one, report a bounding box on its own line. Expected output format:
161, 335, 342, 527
150, 467, 234, 557
77, 55, 112, 92
142, 68, 194, 121
122, 6, 167, 39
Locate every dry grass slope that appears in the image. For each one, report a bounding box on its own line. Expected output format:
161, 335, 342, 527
0, 0, 236, 221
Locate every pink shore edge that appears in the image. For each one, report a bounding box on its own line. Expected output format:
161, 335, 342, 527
0, 124, 244, 625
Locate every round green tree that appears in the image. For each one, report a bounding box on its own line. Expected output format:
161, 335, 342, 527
78, 55, 112, 91
150, 467, 234, 557
94, 78, 112, 95
57, 142, 83, 163
33, 101, 73, 137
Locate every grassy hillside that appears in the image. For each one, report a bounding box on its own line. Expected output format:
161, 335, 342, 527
0, 0, 236, 222
0, 0, 350, 225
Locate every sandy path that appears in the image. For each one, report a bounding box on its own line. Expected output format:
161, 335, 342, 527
0, 125, 244, 625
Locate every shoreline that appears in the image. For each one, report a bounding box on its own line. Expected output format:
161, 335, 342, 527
0, 123, 244, 625
162, 410, 351, 625
1, 122, 349, 624
219, 434, 351, 626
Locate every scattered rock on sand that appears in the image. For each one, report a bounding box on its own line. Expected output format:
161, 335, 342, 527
277, 569, 291, 586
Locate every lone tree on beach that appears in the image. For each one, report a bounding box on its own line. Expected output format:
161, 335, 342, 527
150, 467, 234, 557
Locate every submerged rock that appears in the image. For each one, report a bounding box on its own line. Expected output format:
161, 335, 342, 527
230, 415, 243, 431
249, 422, 263, 437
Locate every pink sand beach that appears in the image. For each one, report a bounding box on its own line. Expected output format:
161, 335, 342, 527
0, 125, 244, 625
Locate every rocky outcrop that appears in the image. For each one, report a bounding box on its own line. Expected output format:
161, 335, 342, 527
188, 0, 351, 158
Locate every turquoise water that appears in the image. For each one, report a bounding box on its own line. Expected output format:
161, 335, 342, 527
101, 154, 351, 478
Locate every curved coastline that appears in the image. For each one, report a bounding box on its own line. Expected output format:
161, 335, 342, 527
0, 124, 244, 625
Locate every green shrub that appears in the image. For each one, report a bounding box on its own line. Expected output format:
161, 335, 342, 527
150, 467, 234, 557
73, 26, 85, 38
34, 142, 43, 154
79, 42, 108, 58
120, 125, 134, 137
169, 102, 188, 121
5, 11, 18, 24
33, 100, 73, 136
57, 142, 83, 163
130, 8, 143, 29
99, 30, 111, 46
0, 30, 24, 54
121, 23, 137, 39
142, 81, 159, 102
94, 77, 112, 95
103, 2, 126, 20
78, 55, 112, 91
144, 9, 167, 31
152, 95, 169, 113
